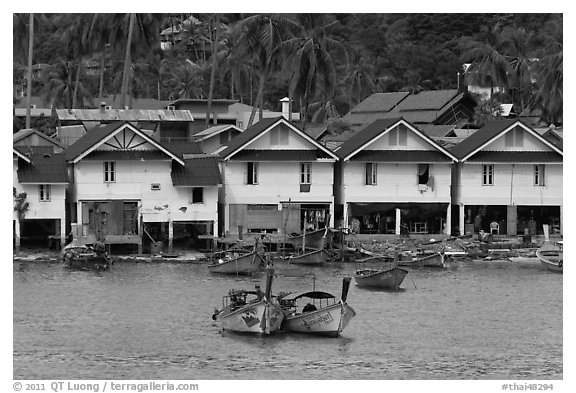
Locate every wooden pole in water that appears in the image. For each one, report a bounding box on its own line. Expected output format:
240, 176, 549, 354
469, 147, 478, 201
302, 211, 307, 253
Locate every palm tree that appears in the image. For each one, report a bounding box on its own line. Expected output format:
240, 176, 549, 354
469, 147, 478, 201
40, 60, 92, 109
281, 14, 347, 129
13, 14, 36, 128
239, 14, 301, 127
86, 14, 115, 104
460, 23, 510, 99
164, 60, 204, 99
218, 22, 251, 101
341, 47, 376, 105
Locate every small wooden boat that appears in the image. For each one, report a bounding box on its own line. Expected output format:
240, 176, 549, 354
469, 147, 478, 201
354, 267, 408, 290
62, 243, 113, 271
213, 268, 285, 335
279, 277, 356, 337
398, 252, 445, 268
207, 251, 266, 275
288, 228, 331, 250
289, 249, 329, 266
536, 241, 563, 273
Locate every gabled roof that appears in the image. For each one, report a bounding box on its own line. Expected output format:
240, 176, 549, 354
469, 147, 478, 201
13, 148, 31, 163
17, 153, 69, 184
348, 92, 409, 113
171, 157, 222, 186
13, 128, 65, 148
14, 146, 56, 156
219, 117, 338, 161
193, 124, 242, 141
449, 120, 563, 161
336, 118, 458, 162
64, 121, 184, 165
229, 150, 332, 161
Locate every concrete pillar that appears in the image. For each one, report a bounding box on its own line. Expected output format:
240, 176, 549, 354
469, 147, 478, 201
560, 204, 563, 236
343, 202, 349, 229
459, 204, 465, 236
168, 220, 174, 252
60, 217, 66, 249
14, 219, 21, 253
445, 203, 452, 236
76, 202, 83, 236
395, 208, 401, 235
329, 202, 335, 227
224, 203, 230, 235
506, 205, 518, 236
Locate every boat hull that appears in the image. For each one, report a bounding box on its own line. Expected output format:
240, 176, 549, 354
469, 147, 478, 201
289, 249, 328, 265
208, 252, 265, 275
355, 267, 408, 290
284, 302, 356, 337
398, 252, 445, 268
536, 250, 563, 273
289, 229, 331, 250
219, 300, 285, 334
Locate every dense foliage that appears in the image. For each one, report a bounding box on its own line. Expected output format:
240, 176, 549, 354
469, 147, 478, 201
13, 13, 563, 127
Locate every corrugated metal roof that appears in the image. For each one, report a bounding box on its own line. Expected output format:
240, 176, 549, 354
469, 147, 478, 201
162, 141, 203, 157
17, 153, 69, 183
65, 122, 124, 161
335, 118, 402, 159
416, 124, 456, 138
394, 90, 460, 111
348, 92, 409, 113
13, 128, 65, 147
348, 150, 452, 162
229, 149, 332, 161
14, 146, 56, 156
171, 157, 222, 186
466, 151, 563, 163
56, 109, 194, 122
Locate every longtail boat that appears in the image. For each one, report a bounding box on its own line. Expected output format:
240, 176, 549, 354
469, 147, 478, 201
288, 228, 331, 250
398, 252, 445, 268
288, 249, 329, 266
354, 267, 408, 290
536, 241, 563, 273
279, 277, 356, 337
62, 242, 113, 271
207, 251, 266, 275
213, 268, 285, 335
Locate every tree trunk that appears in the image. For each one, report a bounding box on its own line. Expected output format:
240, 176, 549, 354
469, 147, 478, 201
72, 62, 81, 109
206, 15, 219, 125
248, 72, 266, 128
120, 13, 135, 109
25, 13, 34, 129
98, 48, 105, 104
66, 63, 73, 110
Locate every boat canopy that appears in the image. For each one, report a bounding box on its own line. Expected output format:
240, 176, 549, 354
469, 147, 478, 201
282, 291, 335, 301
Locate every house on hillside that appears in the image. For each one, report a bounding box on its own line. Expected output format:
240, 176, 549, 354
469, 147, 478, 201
450, 120, 563, 236
13, 148, 69, 251
55, 105, 195, 144
219, 117, 339, 238
191, 124, 243, 154
335, 118, 458, 236
13, 128, 65, 153
342, 90, 476, 132
64, 121, 221, 253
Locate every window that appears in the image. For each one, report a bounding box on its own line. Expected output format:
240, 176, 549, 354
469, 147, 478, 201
534, 164, 545, 186
104, 161, 115, 182
247, 162, 258, 185
270, 127, 289, 145
151, 183, 161, 191
418, 164, 430, 185
366, 163, 377, 185
505, 128, 524, 147
39, 184, 51, 201
192, 187, 204, 203
300, 163, 311, 184
482, 164, 494, 185
388, 125, 408, 146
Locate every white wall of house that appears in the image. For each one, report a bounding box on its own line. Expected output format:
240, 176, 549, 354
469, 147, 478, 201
73, 160, 219, 228
342, 162, 452, 203
222, 160, 334, 232
458, 163, 562, 206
